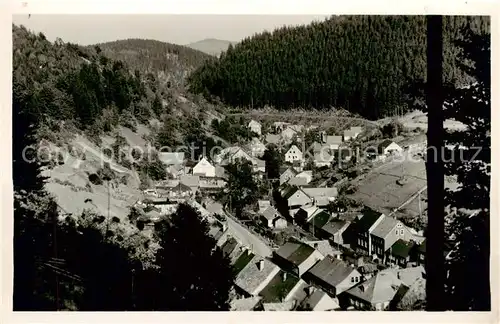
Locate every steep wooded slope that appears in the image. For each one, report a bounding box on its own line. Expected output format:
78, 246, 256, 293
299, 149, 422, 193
188, 16, 489, 119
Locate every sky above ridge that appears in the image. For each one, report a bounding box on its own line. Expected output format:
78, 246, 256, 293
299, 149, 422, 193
12, 14, 329, 45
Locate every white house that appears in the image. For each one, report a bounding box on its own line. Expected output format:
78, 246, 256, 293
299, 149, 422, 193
249, 137, 266, 158
192, 156, 216, 177
248, 120, 262, 136
285, 145, 303, 164
283, 187, 313, 209
260, 206, 287, 229
378, 140, 403, 156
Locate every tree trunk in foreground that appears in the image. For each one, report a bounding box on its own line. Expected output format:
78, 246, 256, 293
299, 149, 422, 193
425, 15, 445, 311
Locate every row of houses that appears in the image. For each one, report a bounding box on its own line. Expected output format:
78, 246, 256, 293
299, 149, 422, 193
248, 120, 364, 144
133, 195, 426, 311
228, 235, 425, 311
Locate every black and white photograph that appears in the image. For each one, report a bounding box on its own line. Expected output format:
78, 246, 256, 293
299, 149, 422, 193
8, 3, 494, 317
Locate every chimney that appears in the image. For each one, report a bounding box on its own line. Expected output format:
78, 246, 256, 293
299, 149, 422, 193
397, 271, 401, 279
282, 272, 287, 281
306, 286, 315, 297
257, 259, 265, 271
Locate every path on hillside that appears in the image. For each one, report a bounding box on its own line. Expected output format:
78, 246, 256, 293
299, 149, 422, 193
228, 112, 380, 127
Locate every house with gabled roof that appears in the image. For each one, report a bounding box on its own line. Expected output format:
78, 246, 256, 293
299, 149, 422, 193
215, 146, 253, 165
282, 187, 313, 210
294, 206, 322, 225
285, 145, 303, 164
302, 187, 338, 207
259, 270, 302, 304
378, 140, 403, 156
352, 208, 385, 255
260, 206, 287, 229
287, 176, 310, 187
170, 182, 193, 198
386, 239, 416, 267
369, 215, 416, 261
272, 238, 324, 277
307, 210, 332, 234
303, 240, 341, 259
234, 255, 280, 297
320, 219, 352, 247
340, 270, 404, 311
299, 287, 340, 311
280, 166, 299, 185
303, 255, 362, 297
192, 156, 216, 177
248, 120, 262, 136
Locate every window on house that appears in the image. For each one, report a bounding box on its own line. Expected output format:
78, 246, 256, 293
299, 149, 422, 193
355, 277, 359, 282
395, 230, 399, 235
351, 277, 354, 283
400, 229, 404, 235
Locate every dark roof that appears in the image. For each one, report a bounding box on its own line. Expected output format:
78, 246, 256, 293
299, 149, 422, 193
306, 255, 357, 287
259, 271, 300, 303
309, 211, 331, 229
356, 208, 383, 232
389, 239, 415, 258
283, 186, 301, 200
221, 237, 239, 257
172, 182, 192, 192
275, 240, 315, 266
233, 251, 255, 275
321, 219, 348, 235
378, 139, 395, 151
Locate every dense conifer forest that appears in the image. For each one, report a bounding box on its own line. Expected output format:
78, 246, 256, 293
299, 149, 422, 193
187, 15, 489, 119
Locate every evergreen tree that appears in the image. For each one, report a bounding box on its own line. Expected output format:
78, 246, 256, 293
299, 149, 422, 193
441, 28, 491, 311
225, 159, 263, 216
408, 26, 491, 311
142, 203, 233, 311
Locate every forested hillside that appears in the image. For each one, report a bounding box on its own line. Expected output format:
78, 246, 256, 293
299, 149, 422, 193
188, 16, 490, 119
13, 25, 157, 132
95, 38, 213, 88
13, 25, 220, 143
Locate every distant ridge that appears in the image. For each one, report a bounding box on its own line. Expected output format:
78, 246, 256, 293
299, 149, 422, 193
186, 38, 236, 57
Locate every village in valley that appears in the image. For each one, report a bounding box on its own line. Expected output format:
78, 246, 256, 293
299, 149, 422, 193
133, 115, 433, 311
